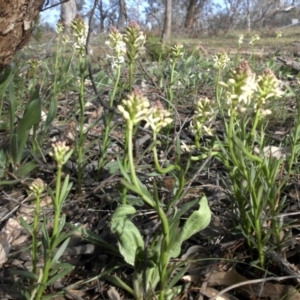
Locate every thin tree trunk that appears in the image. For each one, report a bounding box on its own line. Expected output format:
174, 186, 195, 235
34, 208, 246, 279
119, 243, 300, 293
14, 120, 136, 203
246, 0, 251, 32
61, 0, 77, 33
185, 0, 198, 29
161, 0, 172, 42
117, 0, 127, 31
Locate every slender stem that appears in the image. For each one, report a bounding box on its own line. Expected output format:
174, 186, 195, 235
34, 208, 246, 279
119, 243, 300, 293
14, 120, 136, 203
158, 205, 170, 300
228, 113, 240, 168
110, 64, 121, 106
167, 61, 176, 109
32, 194, 41, 277
52, 163, 62, 245
129, 61, 134, 93
152, 133, 177, 174
288, 97, 300, 177
249, 108, 261, 141
126, 123, 153, 206
35, 163, 62, 300
77, 57, 86, 193
98, 65, 121, 171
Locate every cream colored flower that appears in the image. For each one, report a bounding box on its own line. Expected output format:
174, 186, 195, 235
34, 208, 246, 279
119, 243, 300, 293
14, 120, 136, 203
30, 178, 46, 196
249, 34, 260, 45
238, 34, 244, 46
213, 51, 230, 70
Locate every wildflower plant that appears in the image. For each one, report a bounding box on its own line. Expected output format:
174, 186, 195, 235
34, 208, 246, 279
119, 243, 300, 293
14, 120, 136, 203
18, 141, 74, 300
69, 15, 88, 57
214, 51, 230, 104
70, 16, 89, 192
215, 60, 286, 267
123, 21, 146, 92
111, 90, 211, 299
190, 97, 217, 149
249, 33, 260, 65
167, 43, 184, 107
98, 23, 146, 172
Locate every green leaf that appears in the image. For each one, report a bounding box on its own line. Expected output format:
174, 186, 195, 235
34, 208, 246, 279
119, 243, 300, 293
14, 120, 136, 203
10, 270, 38, 281
51, 237, 70, 264
117, 156, 131, 182
47, 263, 73, 285
105, 160, 120, 174
104, 275, 135, 296
45, 97, 57, 129
110, 204, 144, 266
0, 178, 23, 186
71, 224, 118, 253
17, 93, 41, 137
19, 217, 32, 235
167, 262, 190, 290
14, 161, 37, 178
172, 195, 211, 258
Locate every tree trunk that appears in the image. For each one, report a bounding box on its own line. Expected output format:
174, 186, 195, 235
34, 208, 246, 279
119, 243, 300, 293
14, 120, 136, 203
185, 0, 198, 29
117, 0, 127, 31
161, 0, 172, 42
0, 0, 45, 71
61, 0, 77, 33
246, 0, 251, 32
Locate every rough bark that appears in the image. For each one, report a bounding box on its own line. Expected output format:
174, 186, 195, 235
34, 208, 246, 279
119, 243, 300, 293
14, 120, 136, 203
184, 0, 206, 29
184, 0, 198, 29
0, 0, 45, 71
161, 0, 172, 42
117, 0, 127, 31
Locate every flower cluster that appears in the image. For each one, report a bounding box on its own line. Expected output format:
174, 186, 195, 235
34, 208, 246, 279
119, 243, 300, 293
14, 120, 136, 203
219, 61, 283, 117
118, 90, 150, 124
49, 141, 72, 166
249, 34, 260, 45
70, 16, 88, 57
118, 91, 172, 132
256, 68, 283, 104
219, 61, 257, 116
56, 21, 64, 35
105, 27, 126, 68
238, 34, 244, 47
171, 43, 184, 61
190, 97, 217, 137
146, 104, 172, 133
276, 31, 282, 39
213, 51, 230, 70
123, 21, 146, 63
28, 58, 40, 69
30, 178, 46, 197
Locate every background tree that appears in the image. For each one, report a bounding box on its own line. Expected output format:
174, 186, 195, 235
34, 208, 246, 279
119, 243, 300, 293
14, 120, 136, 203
161, 0, 172, 41
117, 0, 128, 30
61, 0, 77, 32
0, 0, 45, 71
184, 0, 208, 29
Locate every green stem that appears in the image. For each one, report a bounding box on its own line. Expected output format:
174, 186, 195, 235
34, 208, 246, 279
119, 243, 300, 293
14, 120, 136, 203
129, 61, 134, 93
249, 108, 261, 141
215, 69, 221, 106
157, 206, 170, 300
288, 97, 300, 177
35, 164, 62, 300
152, 133, 177, 174
32, 194, 41, 277
98, 65, 121, 171
167, 61, 176, 109
228, 113, 240, 168
77, 57, 86, 193
110, 64, 121, 107
126, 123, 151, 206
